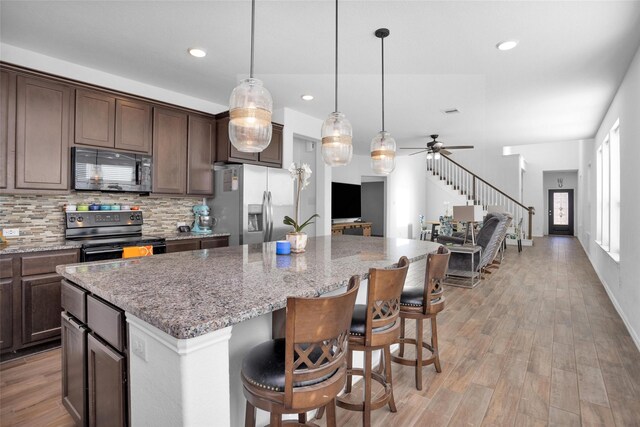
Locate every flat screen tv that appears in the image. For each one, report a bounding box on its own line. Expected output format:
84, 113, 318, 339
332, 182, 361, 219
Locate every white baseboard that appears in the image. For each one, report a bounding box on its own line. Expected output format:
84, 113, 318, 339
580, 239, 640, 353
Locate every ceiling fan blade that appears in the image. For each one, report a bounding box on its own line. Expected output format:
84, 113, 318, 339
440, 149, 452, 156
443, 145, 474, 150
408, 150, 428, 156
400, 147, 428, 150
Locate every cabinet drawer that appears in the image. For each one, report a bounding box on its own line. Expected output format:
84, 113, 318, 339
61, 280, 87, 323
200, 237, 229, 250
0, 257, 13, 279
166, 239, 200, 253
21, 250, 79, 276
87, 295, 124, 352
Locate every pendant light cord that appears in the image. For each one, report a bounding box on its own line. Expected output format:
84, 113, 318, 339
381, 35, 385, 132
250, 0, 256, 78
334, 0, 339, 113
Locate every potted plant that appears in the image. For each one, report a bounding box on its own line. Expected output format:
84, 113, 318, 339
283, 163, 319, 253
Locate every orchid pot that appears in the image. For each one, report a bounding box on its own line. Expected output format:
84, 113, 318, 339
286, 232, 308, 253
283, 163, 319, 254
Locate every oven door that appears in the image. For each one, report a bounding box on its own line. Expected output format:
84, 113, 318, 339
81, 246, 124, 263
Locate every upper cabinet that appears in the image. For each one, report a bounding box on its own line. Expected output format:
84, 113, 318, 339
216, 111, 283, 168
187, 115, 215, 196
74, 90, 152, 154
15, 75, 71, 190
0, 70, 15, 190
152, 108, 188, 194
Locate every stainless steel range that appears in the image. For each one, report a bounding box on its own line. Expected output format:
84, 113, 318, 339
65, 211, 166, 262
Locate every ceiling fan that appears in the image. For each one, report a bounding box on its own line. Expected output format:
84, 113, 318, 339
401, 134, 474, 156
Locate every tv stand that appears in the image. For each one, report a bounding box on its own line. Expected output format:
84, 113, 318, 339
331, 221, 372, 237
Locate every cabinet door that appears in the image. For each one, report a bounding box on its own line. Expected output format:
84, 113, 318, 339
166, 239, 200, 253
61, 313, 87, 426
75, 89, 115, 148
21, 273, 62, 344
0, 70, 16, 190
15, 75, 71, 190
200, 236, 229, 249
258, 123, 283, 166
152, 108, 187, 194
87, 333, 126, 427
187, 115, 215, 196
0, 277, 12, 350
115, 99, 152, 153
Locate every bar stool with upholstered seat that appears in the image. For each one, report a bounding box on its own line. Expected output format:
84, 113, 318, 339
336, 256, 410, 426
392, 246, 450, 390
241, 276, 360, 427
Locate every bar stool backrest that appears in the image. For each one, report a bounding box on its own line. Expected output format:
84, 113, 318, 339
423, 247, 450, 314
284, 276, 360, 408
365, 256, 410, 346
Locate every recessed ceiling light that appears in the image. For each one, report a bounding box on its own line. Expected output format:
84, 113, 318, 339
496, 40, 518, 51
188, 48, 207, 58
301, 94, 314, 101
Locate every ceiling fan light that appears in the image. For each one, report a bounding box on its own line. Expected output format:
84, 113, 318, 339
370, 131, 396, 174
321, 112, 353, 166
426, 152, 433, 160
229, 78, 273, 152
434, 152, 441, 160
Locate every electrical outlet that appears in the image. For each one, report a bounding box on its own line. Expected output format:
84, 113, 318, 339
2, 228, 19, 237
176, 221, 187, 227
131, 333, 147, 362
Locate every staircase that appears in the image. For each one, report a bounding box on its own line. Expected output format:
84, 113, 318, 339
427, 155, 535, 239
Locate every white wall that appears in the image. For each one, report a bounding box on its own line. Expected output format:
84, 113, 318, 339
579, 44, 640, 348
386, 155, 428, 239
542, 171, 578, 235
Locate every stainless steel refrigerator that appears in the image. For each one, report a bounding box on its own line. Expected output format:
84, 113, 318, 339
207, 164, 294, 246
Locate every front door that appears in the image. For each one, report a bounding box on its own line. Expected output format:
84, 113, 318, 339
548, 189, 574, 235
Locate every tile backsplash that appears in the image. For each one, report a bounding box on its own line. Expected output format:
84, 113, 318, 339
0, 193, 202, 244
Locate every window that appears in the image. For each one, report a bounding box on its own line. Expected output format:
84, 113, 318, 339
595, 119, 620, 260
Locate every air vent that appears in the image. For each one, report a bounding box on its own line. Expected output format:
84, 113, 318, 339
442, 108, 460, 114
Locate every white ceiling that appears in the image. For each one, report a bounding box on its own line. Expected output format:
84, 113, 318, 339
1, 1, 640, 155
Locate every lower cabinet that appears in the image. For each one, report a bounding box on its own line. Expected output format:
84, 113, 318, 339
165, 236, 229, 253
0, 249, 79, 357
61, 312, 87, 426
87, 333, 126, 427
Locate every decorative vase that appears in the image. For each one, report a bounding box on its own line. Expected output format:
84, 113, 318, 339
286, 232, 308, 253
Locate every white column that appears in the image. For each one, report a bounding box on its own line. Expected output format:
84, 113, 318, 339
127, 315, 233, 427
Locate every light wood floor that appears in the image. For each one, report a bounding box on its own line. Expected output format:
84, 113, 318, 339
2, 237, 640, 426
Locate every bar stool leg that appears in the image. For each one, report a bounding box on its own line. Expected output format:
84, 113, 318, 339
270, 412, 282, 427
316, 406, 325, 420
345, 347, 353, 393
245, 402, 256, 427
364, 349, 373, 427
399, 317, 406, 357
384, 345, 397, 412
431, 316, 442, 373
415, 318, 424, 390
326, 399, 337, 427
298, 412, 307, 423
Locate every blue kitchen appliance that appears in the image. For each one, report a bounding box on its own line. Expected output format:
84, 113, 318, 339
192, 204, 214, 234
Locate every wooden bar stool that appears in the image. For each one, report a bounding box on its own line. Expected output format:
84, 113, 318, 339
392, 247, 450, 390
336, 256, 409, 426
241, 276, 360, 427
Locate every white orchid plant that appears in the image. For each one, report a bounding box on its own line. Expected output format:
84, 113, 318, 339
283, 163, 319, 233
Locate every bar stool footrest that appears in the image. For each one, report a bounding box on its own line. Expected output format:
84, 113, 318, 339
336, 369, 394, 412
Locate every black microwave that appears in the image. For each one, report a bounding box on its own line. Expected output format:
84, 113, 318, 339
72, 147, 152, 193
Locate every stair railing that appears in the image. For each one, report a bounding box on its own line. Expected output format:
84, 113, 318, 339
426, 155, 535, 239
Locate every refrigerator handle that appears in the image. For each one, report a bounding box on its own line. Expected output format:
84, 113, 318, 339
262, 191, 268, 243
268, 191, 274, 241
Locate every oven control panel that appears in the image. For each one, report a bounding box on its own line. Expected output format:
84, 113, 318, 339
65, 211, 144, 228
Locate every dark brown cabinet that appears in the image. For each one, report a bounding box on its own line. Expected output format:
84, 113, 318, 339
1, 249, 79, 357
0, 69, 15, 190
165, 236, 229, 253
75, 89, 115, 148
187, 115, 215, 196
216, 112, 283, 167
153, 108, 188, 194
61, 312, 87, 426
15, 75, 71, 190
87, 333, 126, 427
115, 99, 152, 154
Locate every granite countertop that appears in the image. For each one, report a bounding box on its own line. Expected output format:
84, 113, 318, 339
0, 231, 232, 255
57, 235, 441, 339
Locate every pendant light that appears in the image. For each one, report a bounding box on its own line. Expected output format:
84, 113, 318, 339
321, 0, 352, 166
370, 28, 396, 174
228, 0, 273, 153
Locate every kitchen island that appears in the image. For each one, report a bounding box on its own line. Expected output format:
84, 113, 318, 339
57, 235, 441, 426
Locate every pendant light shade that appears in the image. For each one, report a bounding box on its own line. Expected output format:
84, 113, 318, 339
321, 0, 352, 167
228, 0, 273, 153
370, 28, 396, 174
